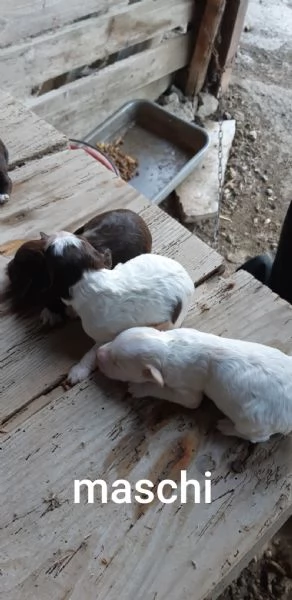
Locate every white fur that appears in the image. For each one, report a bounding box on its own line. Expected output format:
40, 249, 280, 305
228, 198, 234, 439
96, 327, 292, 443
45, 231, 82, 255
65, 254, 194, 385
0, 193, 9, 205
67, 346, 97, 385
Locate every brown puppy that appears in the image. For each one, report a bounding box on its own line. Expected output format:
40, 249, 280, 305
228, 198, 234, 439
5, 209, 152, 324
0, 139, 12, 204
74, 208, 151, 266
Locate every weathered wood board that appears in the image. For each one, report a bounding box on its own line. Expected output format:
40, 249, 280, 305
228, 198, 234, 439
0, 90, 66, 168
0, 162, 223, 423
213, 0, 249, 94
186, 0, 226, 96
1, 85, 290, 600
0, 0, 193, 97
0, 149, 222, 278
186, 271, 292, 353
29, 34, 192, 137
0, 271, 291, 600
37, 74, 171, 139
0, 0, 129, 47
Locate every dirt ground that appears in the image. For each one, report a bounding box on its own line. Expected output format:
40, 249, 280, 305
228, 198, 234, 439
162, 0, 292, 597
189, 0, 292, 278
219, 521, 292, 600
216, 17, 292, 591
162, 0, 292, 280
190, 77, 292, 276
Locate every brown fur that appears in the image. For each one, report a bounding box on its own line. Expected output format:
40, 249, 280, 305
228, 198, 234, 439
4, 209, 152, 315
75, 208, 152, 264
171, 299, 183, 324
44, 237, 111, 300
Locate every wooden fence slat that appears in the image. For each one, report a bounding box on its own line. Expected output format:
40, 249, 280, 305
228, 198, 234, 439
214, 0, 249, 94
28, 33, 192, 137
0, 0, 193, 98
34, 74, 171, 139
0, 90, 67, 167
185, 0, 226, 96
0, 0, 129, 47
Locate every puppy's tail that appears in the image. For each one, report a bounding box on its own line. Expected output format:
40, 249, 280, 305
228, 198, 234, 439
150, 285, 194, 332
172, 289, 194, 327
171, 298, 183, 325
150, 298, 184, 331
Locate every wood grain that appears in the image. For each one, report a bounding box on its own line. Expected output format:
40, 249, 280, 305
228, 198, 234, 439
29, 34, 192, 137
186, 0, 226, 96
214, 0, 249, 94
0, 0, 193, 97
0, 148, 222, 283
0, 0, 129, 47
0, 153, 222, 422
26, 75, 172, 141
0, 90, 66, 168
0, 271, 291, 600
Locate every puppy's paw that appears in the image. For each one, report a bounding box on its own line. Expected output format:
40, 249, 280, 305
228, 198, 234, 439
40, 308, 63, 328
65, 363, 91, 387
128, 383, 148, 399
0, 194, 9, 205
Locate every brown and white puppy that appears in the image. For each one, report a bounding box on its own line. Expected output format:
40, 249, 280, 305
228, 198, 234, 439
0, 139, 12, 205
42, 232, 194, 386
4, 209, 152, 324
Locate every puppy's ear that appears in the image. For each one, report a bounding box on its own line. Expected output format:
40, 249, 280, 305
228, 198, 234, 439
83, 241, 112, 270
40, 232, 49, 241
101, 248, 112, 269
142, 364, 164, 387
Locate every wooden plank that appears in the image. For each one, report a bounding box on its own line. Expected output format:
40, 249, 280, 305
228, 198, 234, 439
0, 0, 193, 97
0, 150, 176, 250
185, 0, 226, 96
0, 90, 66, 168
28, 33, 192, 137
54, 74, 171, 138
0, 149, 222, 276
0, 150, 138, 244
214, 0, 249, 94
0, 156, 223, 422
186, 271, 292, 353
0, 0, 129, 47
0, 271, 291, 600
0, 149, 222, 283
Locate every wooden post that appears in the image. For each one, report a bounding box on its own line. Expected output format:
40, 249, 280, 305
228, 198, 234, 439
215, 0, 249, 93
185, 0, 226, 96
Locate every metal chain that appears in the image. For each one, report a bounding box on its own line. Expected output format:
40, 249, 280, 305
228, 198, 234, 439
210, 39, 225, 251
213, 82, 224, 250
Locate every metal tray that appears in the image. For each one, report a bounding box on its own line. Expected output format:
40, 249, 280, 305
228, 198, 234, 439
84, 100, 209, 204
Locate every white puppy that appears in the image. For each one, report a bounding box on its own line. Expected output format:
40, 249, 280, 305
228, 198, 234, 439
96, 327, 292, 443
44, 232, 195, 385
